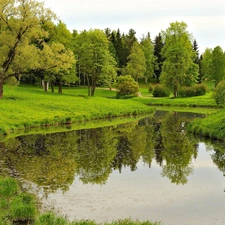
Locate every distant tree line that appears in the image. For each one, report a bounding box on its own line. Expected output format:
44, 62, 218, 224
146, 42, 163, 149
1, 0, 225, 98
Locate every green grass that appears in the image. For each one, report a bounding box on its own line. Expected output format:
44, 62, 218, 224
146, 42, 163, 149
136, 89, 218, 107
0, 84, 222, 140
188, 108, 225, 140
0, 85, 153, 136
0, 177, 37, 224
35, 212, 161, 225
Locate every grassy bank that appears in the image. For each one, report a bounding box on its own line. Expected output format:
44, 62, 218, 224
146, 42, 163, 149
188, 109, 225, 140
0, 84, 223, 140
0, 85, 153, 135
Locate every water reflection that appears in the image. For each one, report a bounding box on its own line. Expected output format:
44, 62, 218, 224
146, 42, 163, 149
0, 111, 223, 195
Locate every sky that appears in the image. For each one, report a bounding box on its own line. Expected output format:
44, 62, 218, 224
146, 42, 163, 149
42, 0, 225, 54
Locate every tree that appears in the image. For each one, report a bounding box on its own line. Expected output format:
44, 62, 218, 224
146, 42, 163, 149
212, 46, 225, 86
192, 39, 202, 83
41, 21, 77, 93
154, 32, 164, 82
75, 29, 117, 96
123, 42, 146, 83
200, 48, 213, 83
34, 42, 76, 93
140, 33, 156, 83
123, 29, 138, 64
212, 80, 225, 105
0, 0, 55, 98
160, 21, 198, 98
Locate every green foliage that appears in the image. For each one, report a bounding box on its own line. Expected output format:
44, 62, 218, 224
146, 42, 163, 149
74, 29, 117, 96
152, 85, 170, 97
115, 75, 140, 98
160, 21, 198, 97
123, 42, 146, 82
212, 80, 225, 105
0, 0, 56, 98
153, 33, 164, 82
212, 46, 225, 86
178, 84, 207, 97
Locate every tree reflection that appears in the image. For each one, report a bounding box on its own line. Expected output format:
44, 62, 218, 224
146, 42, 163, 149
0, 111, 203, 195
76, 126, 117, 184
0, 131, 78, 194
160, 112, 198, 184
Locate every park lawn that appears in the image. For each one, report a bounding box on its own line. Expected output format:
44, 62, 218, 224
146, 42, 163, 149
0, 85, 153, 135
0, 84, 223, 140
137, 88, 218, 107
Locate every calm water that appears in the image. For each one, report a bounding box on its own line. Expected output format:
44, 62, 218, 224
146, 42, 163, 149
0, 111, 225, 225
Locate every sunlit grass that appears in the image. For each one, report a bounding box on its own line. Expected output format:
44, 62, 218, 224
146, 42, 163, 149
35, 212, 161, 225
0, 85, 153, 135
188, 109, 225, 140
0, 83, 222, 139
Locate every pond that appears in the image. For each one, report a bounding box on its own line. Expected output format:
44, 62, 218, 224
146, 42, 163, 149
0, 111, 225, 225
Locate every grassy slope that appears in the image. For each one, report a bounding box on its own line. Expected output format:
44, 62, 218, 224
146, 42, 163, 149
188, 109, 225, 140
0, 84, 223, 140
0, 85, 153, 135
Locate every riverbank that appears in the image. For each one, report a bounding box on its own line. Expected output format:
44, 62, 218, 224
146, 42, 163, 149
0, 85, 153, 136
0, 84, 223, 141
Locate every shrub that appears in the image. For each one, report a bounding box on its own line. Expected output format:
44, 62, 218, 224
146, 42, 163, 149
195, 84, 207, 96
115, 75, 139, 98
148, 85, 153, 93
213, 80, 225, 105
178, 84, 207, 97
152, 85, 170, 97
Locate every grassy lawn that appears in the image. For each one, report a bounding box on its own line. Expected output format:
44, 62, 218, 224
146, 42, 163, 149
0, 83, 223, 140
0, 85, 153, 135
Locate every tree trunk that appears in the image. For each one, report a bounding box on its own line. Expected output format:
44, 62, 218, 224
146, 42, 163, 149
51, 82, 54, 92
58, 82, 62, 94
91, 79, 96, 96
173, 85, 178, 98
42, 80, 49, 91
0, 79, 3, 98
86, 75, 91, 96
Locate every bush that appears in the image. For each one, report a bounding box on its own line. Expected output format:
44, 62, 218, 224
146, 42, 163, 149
115, 75, 139, 98
178, 84, 207, 97
152, 85, 170, 97
148, 85, 153, 93
195, 84, 207, 96
213, 80, 225, 105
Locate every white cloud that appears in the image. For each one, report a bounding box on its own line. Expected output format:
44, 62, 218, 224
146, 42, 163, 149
42, 0, 225, 53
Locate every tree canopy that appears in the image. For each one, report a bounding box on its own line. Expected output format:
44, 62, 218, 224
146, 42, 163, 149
160, 21, 199, 97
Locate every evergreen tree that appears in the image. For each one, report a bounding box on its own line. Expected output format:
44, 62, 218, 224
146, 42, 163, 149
154, 33, 164, 82
192, 39, 201, 83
